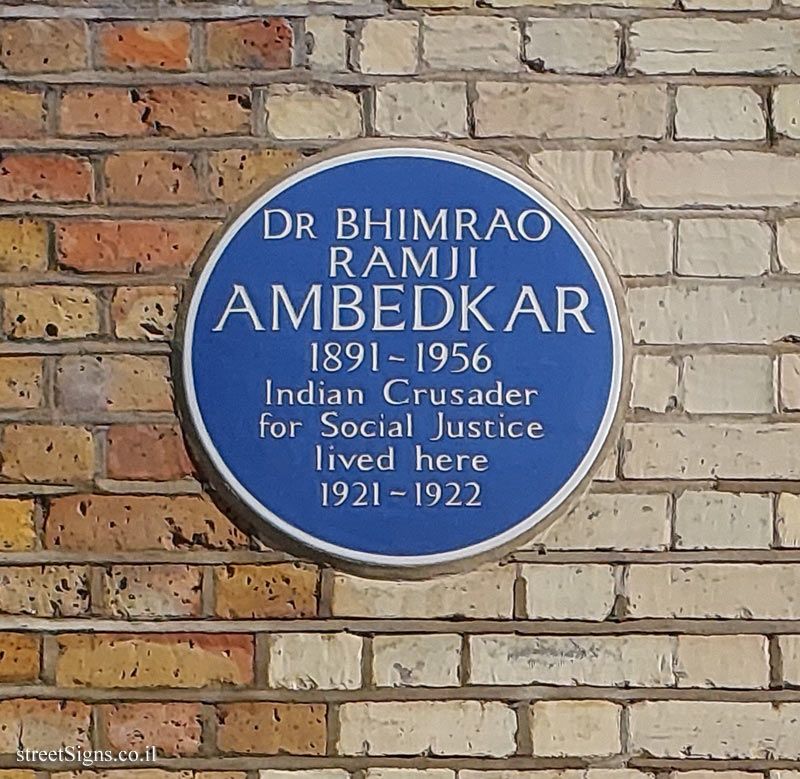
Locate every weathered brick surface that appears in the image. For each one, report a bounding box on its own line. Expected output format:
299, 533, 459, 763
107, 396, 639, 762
266, 86, 362, 140
531, 701, 622, 757
268, 632, 362, 689
0, 700, 90, 751
207, 20, 292, 69
96, 22, 191, 70
338, 702, 516, 756
111, 285, 179, 340
217, 703, 326, 754
525, 19, 619, 74
215, 563, 318, 617
102, 565, 203, 617
101, 702, 203, 755
57, 354, 173, 412
331, 567, 514, 618
45, 494, 248, 550
0, 565, 88, 616
372, 634, 461, 687
56, 634, 254, 687
0, 356, 44, 409
1, 424, 94, 483
0, 633, 40, 681
0, 218, 47, 272
470, 635, 673, 686
209, 149, 301, 202
0, 20, 87, 73
0, 88, 46, 137
522, 564, 616, 620
375, 82, 467, 138
104, 152, 202, 204
107, 424, 194, 481
675, 635, 769, 689
475, 84, 666, 139
0, 154, 93, 203
0, 499, 36, 550
3, 286, 99, 340
627, 564, 800, 618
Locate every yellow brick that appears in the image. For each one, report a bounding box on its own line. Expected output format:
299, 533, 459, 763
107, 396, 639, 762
0, 499, 35, 550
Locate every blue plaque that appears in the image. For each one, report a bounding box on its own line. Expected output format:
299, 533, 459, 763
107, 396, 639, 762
179, 145, 628, 567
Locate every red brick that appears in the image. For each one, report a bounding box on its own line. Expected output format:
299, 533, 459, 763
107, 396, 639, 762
44, 494, 248, 551
0, 20, 87, 73
102, 702, 202, 755
96, 22, 191, 70
56, 220, 214, 273
56, 634, 254, 688
215, 564, 319, 618
104, 151, 202, 204
0, 87, 46, 137
60, 87, 250, 138
206, 19, 292, 69
60, 88, 148, 137
0, 699, 90, 750
107, 424, 193, 481
216, 703, 326, 754
0, 154, 93, 202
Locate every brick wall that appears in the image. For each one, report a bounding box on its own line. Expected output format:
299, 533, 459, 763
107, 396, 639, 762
1, 0, 800, 774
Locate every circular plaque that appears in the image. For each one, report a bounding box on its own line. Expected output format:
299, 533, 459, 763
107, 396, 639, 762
178, 144, 628, 568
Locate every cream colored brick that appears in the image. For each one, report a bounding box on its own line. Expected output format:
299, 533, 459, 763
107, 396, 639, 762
593, 218, 673, 277
629, 151, 800, 208
682, 354, 773, 413
522, 564, 615, 620
627, 564, 800, 619
594, 451, 617, 482
338, 701, 516, 756
778, 636, 800, 684
677, 219, 770, 277
306, 17, 346, 71
675, 491, 772, 550
359, 20, 418, 75
260, 772, 349, 779
460, 773, 586, 779
367, 771, 454, 779
630, 19, 800, 75
487, 0, 670, 5
524, 19, 619, 74
531, 701, 621, 757
777, 493, 800, 547
332, 566, 514, 618
372, 634, 460, 687
527, 151, 619, 210
374, 82, 467, 138
781, 354, 800, 411
627, 283, 800, 345
534, 494, 670, 551
775, 85, 800, 139
623, 423, 800, 480
683, 0, 771, 6
268, 633, 362, 690
266, 86, 361, 140
475, 83, 665, 140
422, 17, 520, 72
778, 220, 800, 272
470, 635, 673, 686
675, 87, 765, 140
631, 355, 679, 412
630, 701, 776, 758
676, 635, 769, 689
